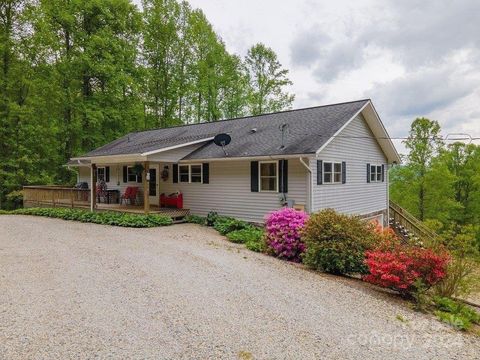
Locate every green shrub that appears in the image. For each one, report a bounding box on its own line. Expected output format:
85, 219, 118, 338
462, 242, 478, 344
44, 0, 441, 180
433, 296, 480, 331
206, 211, 218, 226
245, 237, 266, 253
227, 227, 264, 244
8, 207, 172, 227
185, 214, 206, 225
6, 190, 23, 209
213, 216, 250, 235
302, 209, 377, 274
427, 225, 480, 298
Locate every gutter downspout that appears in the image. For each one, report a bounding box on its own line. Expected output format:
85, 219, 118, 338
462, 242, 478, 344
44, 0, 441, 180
299, 157, 313, 213
386, 161, 391, 228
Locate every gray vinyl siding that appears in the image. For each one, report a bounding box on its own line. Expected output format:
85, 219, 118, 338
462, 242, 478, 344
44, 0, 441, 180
311, 113, 388, 215
78, 164, 146, 201
159, 159, 308, 222
78, 158, 308, 222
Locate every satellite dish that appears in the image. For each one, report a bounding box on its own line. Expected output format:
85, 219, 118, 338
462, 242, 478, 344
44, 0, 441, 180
213, 133, 231, 156
213, 133, 231, 146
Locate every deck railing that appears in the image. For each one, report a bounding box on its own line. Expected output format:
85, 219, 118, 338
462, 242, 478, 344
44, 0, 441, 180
23, 186, 90, 209
389, 200, 438, 242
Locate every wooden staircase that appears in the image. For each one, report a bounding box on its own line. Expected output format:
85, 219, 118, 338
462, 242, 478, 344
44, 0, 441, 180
389, 200, 438, 244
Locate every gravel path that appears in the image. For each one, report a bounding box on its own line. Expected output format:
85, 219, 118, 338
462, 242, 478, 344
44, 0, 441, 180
1, 216, 478, 359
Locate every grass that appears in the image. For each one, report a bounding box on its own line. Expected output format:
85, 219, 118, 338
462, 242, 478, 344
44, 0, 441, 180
1, 207, 173, 227
433, 296, 480, 331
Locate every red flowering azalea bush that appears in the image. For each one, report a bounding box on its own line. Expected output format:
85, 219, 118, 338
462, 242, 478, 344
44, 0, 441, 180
264, 207, 309, 262
363, 245, 450, 296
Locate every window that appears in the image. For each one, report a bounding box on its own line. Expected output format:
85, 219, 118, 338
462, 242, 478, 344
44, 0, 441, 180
259, 161, 278, 191
97, 167, 105, 182
370, 165, 382, 182
190, 165, 202, 183
323, 162, 342, 184
127, 166, 138, 182
179, 165, 190, 183
179, 164, 203, 183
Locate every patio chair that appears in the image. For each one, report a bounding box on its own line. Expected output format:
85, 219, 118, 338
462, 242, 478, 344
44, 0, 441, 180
120, 186, 138, 205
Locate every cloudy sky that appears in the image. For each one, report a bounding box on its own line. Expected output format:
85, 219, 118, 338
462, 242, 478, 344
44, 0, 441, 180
187, 0, 480, 153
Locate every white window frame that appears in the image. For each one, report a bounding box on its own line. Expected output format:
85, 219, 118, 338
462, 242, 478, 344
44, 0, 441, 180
127, 166, 138, 182
370, 164, 383, 183
323, 161, 342, 184
97, 166, 106, 182
259, 160, 279, 192
178, 164, 203, 184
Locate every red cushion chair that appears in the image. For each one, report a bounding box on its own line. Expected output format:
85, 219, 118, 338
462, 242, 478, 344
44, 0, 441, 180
120, 187, 139, 205
160, 192, 183, 209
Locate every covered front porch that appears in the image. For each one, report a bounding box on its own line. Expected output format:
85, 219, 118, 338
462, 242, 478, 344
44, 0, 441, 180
23, 180, 189, 221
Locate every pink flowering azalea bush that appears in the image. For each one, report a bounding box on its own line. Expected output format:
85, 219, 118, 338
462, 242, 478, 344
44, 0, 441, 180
264, 207, 309, 262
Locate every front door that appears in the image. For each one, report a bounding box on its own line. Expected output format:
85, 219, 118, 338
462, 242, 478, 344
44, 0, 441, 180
149, 166, 158, 205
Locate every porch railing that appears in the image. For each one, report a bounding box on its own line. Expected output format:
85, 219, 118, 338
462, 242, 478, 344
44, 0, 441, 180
23, 186, 90, 209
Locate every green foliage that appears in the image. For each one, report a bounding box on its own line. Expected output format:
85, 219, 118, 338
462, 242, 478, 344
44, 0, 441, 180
4, 207, 172, 227
0, 0, 293, 209
213, 216, 250, 235
302, 209, 377, 274
433, 296, 480, 331
245, 236, 266, 253
185, 214, 206, 225
431, 225, 480, 298
390, 118, 480, 253
5, 190, 23, 209
206, 211, 218, 226
244, 43, 294, 115
226, 227, 264, 244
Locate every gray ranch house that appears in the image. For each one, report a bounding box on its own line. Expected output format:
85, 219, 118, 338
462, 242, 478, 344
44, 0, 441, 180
61, 99, 400, 225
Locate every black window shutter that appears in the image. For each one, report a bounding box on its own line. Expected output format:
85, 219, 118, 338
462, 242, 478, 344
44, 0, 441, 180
173, 164, 178, 183
202, 163, 209, 184
251, 161, 259, 192
105, 167, 110, 182
279, 160, 288, 193
381, 164, 385, 182
367, 163, 371, 183
317, 160, 323, 185
137, 172, 142, 183
123, 166, 128, 183
342, 161, 346, 184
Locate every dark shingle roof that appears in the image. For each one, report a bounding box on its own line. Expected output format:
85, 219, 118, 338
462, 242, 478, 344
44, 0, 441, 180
82, 99, 369, 159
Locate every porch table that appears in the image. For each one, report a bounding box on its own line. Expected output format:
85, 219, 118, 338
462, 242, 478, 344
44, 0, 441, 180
99, 189, 120, 204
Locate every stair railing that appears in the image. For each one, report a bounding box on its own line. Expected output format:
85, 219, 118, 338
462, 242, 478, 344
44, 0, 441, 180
389, 200, 438, 242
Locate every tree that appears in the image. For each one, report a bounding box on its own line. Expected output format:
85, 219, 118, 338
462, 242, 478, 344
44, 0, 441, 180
404, 117, 444, 220
0, 0, 296, 209
142, 0, 182, 128
244, 43, 294, 115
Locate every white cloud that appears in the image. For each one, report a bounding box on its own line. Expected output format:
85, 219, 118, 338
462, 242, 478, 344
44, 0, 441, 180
182, 0, 480, 153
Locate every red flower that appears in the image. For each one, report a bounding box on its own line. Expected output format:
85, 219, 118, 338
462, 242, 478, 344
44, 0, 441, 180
363, 245, 449, 295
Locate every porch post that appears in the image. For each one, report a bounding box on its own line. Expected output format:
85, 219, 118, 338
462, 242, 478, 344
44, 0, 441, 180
90, 164, 97, 212
143, 161, 149, 214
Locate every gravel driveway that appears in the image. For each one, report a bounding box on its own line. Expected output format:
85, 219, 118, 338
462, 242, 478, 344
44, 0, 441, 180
1, 216, 478, 359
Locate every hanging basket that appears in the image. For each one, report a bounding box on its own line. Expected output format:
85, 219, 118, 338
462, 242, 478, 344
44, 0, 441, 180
133, 163, 144, 175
